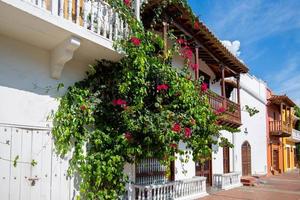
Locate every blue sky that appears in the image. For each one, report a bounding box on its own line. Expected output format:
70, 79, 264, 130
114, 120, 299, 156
188, 0, 300, 104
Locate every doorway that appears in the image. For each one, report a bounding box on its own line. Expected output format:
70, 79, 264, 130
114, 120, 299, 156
272, 149, 279, 171
242, 141, 251, 176
195, 159, 212, 186
287, 147, 290, 169
223, 146, 230, 173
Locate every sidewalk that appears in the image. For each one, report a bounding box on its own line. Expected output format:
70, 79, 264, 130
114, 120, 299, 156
201, 169, 300, 200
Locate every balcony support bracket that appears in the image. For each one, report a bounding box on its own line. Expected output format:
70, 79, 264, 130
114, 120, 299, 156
50, 36, 81, 79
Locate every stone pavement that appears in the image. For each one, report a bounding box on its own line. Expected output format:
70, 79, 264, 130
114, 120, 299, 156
201, 169, 300, 200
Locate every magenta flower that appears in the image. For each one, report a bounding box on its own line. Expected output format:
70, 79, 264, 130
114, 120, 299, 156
201, 83, 208, 92
112, 99, 127, 107
172, 123, 181, 133
184, 127, 192, 138
123, 0, 131, 7
190, 63, 199, 71
181, 46, 193, 60
170, 143, 178, 149
157, 84, 169, 91
130, 37, 141, 46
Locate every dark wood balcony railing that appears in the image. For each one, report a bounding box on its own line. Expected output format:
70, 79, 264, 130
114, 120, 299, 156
206, 91, 241, 127
269, 120, 292, 137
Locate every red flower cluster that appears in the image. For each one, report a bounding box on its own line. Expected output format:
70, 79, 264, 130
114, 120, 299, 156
201, 83, 208, 92
112, 99, 127, 108
214, 106, 226, 115
190, 63, 198, 71
180, 46, 193, 60
170, 143, 178, 148
184, 127, 192, 138
172, 123, 181, 133
124, 132, 132, 141
157, 84, 169, 91
123, 0, 131, 7
194, 21, 200, 30
130, 37, 141, 46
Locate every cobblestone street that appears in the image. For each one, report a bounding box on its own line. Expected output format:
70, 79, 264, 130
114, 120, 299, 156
201, 169, 300, 200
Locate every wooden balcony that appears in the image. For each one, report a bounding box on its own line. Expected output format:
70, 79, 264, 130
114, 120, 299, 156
269, 120, 292, 137
206, 91, 241, 128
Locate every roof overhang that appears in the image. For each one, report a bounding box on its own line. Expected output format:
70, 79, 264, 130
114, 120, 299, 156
268, 95, 296, 107
141, 0, 249, 77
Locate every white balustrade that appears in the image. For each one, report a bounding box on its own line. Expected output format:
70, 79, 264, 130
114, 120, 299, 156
20, 0, 138, 42
213, 172, 242, 190
128, 177, 208, 200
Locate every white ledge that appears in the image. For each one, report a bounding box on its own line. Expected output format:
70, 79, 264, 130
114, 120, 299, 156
50, 36, 81, 79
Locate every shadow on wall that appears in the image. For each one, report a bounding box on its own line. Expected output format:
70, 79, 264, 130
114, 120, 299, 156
0, 34, 90, 98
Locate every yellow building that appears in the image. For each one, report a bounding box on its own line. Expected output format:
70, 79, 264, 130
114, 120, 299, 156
283, 112, 300, 172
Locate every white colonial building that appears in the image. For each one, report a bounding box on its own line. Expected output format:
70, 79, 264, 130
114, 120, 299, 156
0, 0, 270, 200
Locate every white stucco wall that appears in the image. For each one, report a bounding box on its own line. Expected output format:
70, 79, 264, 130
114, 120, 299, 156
0, 34, 89, 127
174, 142, 196, 180
212, 130, 234, 174
234, 74, 268, 175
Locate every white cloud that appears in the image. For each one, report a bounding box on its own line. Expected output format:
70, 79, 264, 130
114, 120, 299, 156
221, 40, 241, 57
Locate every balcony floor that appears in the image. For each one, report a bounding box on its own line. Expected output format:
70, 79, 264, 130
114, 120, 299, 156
0, 0, 122, 66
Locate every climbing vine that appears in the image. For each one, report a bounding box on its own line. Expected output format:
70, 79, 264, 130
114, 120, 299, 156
52, 0, 236, 199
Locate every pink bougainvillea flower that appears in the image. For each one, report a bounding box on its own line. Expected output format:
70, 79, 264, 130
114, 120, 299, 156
217, 107, 226, 113
181, 46, 193, 60
172, 123, 181, 133
184, 127, 192, 138
190, 63, 198, 71
157, 84, 169, 91
130, 37, 141, 46
112, 99, 127, 107
124, 132, 132, 141
176, 38, 186, 45
80, 105, 86, 111
123, 0, 131, 7
194, 21, 200, 30
170, 143, 178, 148
214, 106, 226, 115
201, 83, 208, 92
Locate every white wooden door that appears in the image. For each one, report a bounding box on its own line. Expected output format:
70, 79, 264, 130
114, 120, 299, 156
0, 124, 76, 200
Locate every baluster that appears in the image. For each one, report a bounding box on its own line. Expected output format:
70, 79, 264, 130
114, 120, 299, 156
113, 12, 119, 40
59, 0, 64, 17
138, 188, 142, 200
120, 19, 124, 39
102, 4, 108, 38
83, 0, 88, 28
76, 0, 80, 24
96, 1, 101, 34
108, 9, 113, 40
68, 0, 72, 20
90, 1, 95, 31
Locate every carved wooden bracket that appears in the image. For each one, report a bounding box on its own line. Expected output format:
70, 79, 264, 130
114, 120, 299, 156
50, 36, 81, 79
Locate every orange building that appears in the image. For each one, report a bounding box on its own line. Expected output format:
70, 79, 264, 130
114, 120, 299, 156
266, 89, 296, 175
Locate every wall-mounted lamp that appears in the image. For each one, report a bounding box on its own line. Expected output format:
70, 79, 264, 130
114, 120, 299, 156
244, 128, 248, 134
